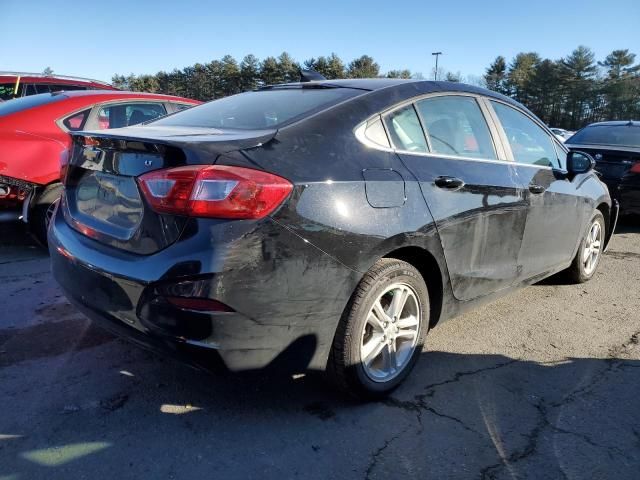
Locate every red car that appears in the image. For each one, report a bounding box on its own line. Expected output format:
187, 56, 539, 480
0, 72, 118, 101
0, 90, 201, 244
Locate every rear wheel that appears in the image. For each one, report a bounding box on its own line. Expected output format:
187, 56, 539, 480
327, 259, 429, 399
29, 183, 62, 247
565, 211, 605, 283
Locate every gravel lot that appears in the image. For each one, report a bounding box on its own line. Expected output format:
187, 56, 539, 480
1, 220, 639, 480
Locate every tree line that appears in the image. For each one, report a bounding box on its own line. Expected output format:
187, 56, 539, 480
113, 47, 640, 130
484, 46, 640, 129
112, 52, 411, 102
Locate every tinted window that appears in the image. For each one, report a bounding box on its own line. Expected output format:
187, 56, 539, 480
96, 103, 167, 129
49, 84, 86, 93
416, 96, 496, 159
386, 105, 428, 153
63, 109, 91, 131
0, 93, 65, 117
491, 101, 558, 168
568, 124, 640, 148
152, 88, 361, 130
174, 103, 194, 112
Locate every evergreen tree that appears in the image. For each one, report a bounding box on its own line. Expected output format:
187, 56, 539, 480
240, 54, 260, 91
484, 56, 508, 94
347, 55, 379, 78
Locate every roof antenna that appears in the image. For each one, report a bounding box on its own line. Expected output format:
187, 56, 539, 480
299, 69, 326, 82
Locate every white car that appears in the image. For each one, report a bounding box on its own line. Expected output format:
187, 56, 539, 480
550, 128, 575, 142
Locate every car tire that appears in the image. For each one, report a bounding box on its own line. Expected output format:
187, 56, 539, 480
327, 258, 429, 400
29, 183, 63, 248
565, 210, 606, 284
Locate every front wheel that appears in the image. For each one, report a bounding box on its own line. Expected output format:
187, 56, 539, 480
565, 211, 605, 283
327, 259, 429, 399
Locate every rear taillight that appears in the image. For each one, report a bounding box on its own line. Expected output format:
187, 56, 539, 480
137, 165, 293, 219
630, 162, 640, 174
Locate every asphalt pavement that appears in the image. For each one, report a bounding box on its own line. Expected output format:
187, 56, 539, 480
1, 220, 639, 479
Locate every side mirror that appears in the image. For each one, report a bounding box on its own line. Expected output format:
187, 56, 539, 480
567, 151, 595, 174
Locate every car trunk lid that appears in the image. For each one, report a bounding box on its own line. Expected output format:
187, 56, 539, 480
62, 126, 276, 254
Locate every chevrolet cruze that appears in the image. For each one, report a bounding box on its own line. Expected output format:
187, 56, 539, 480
49, 78, 617, 398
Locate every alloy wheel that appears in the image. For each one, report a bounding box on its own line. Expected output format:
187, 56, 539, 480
360, 283, 421, 382
583, 220, 602, 276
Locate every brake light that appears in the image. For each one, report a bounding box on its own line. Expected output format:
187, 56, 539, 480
630, 162, 640, 174
137, 165, 293, 219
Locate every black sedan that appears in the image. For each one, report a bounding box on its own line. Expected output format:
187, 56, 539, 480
49, 78, 616, 398
566, 120, 640, 216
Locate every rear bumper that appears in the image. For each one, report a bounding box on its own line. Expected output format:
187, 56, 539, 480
602, 177, 640, 215
49, 208, 357, 373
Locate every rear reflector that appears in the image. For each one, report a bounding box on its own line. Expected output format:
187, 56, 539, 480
138, 165, 292, 219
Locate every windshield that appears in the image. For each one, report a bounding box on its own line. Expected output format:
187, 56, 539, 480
568, 124, 640, 148
151, 87, 362, 130
0, 93, 65, 117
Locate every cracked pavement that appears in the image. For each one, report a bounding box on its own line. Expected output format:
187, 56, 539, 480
1, 220, 639, 479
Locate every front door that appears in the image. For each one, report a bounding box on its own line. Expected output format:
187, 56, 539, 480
385, 95, 528, 301
488, 100, 586, 278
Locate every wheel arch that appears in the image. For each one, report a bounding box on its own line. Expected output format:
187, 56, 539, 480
383, 246, 444, 328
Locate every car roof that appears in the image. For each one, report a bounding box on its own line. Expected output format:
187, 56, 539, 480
50, 90, 200, 102
270, 78, 519, 104
0, 71, 112, 86
583, 120, 640, 127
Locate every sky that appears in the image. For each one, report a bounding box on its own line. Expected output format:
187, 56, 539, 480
1, 0, 638, 83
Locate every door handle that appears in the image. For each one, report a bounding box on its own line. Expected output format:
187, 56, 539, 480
435, 176, 465, 189
529, 184, 546, 194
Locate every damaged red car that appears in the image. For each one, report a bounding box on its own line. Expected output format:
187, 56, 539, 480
0, 90, 200, 244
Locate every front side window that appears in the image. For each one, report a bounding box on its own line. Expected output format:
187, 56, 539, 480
416, 96, 496, 159
385, 105, 428, 153
96, 103, 167, 129
491, 101, 558, 168
152, 87, 362, 130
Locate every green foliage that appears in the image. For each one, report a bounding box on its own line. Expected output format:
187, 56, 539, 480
485, 47, 640, 129
111, 48, 639, 130
347, 55, 380, 78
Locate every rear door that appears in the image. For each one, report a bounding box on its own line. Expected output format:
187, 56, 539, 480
386, 94, 528, 301
487, 100, 586, 277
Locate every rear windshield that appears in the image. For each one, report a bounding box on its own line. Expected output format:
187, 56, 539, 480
0, 93, 65, 117
568, 124, 640, 148
151, 87, 361, 130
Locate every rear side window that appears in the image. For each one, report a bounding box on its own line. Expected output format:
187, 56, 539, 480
386, 105, 428, 153
568, 124, 640, 148
96, 103, 167, 129
416, 96, 496, 159
152, 88, 361, 130
0, 93, 65, 117
62, 109, 91, 131
491, 101, 559, 168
